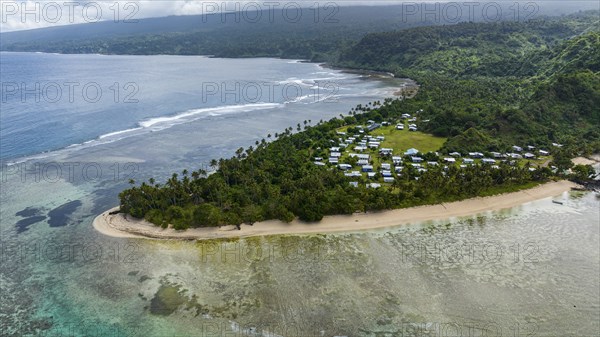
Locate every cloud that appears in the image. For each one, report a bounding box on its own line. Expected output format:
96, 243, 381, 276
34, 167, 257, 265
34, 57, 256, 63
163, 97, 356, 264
1, 1, 419, 32
6, 1, 591, 32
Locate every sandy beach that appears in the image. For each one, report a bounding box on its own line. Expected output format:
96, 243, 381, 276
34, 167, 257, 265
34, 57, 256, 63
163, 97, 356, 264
572, 156, 600, 166
93, 180, 578, 240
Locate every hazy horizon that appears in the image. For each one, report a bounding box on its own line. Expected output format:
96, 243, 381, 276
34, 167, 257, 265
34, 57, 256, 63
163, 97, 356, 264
2, 0, 598, 32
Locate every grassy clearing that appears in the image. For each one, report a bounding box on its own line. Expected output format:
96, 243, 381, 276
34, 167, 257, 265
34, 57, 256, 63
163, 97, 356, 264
334, 124, 447, 175
373, 125, 447, 154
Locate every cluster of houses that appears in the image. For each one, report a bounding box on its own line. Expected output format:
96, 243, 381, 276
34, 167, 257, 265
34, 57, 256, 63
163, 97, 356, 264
313, 116, 552, 188
351, 113, 421, 135
396, 113, 418, 131
317, 142, 552, 188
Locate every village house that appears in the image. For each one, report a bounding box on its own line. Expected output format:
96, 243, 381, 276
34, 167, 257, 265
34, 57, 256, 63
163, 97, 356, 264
468, 152, 484, 158
362, 165, 374, 172
330, 152, 342, 158
345, 171, 362, 177
349, 182, 359, 188
379, 148, 393, 156
381, 163, 391, 170
392, 156, 403, 164
539, 150, 549, 156
368, 183, 382, 189
463, 158, 474, 164
405, 148, 419, 156
329, 157, 339, 164
382, 170, 393, 177
357, 159, 369, 165
449, 152, 462, 157
368, 123, 381, 132
383, 177, 395, 183
444, 157, 456, 163
512, 145, 523, 152
411, 156, 424, 163
396, 124, 404, 130
350, 153, 370, 160
482, 158, 496, 164
338, 164, 352, 170
509, 153, 523, 159
524, 153, 536, 159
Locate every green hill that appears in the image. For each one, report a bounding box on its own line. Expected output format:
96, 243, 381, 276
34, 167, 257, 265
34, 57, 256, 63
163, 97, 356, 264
336, 12, 600, 153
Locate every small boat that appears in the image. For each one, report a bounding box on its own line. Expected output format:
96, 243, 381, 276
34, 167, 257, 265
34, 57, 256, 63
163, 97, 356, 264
552, 200, 564, 205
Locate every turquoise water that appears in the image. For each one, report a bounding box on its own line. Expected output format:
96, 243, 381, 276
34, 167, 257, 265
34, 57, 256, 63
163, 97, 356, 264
0, 53, 598, 336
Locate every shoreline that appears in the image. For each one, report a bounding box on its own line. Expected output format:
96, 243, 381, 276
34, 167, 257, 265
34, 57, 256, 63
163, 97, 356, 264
93, 180, 578, 241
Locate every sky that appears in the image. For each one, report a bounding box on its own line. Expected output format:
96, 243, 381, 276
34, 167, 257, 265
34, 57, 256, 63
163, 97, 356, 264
0, 0, 415, 32
1, 1, 596, 32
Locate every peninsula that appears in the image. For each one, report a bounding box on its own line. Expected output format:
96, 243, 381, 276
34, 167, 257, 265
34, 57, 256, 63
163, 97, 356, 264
95, 14, 599, 238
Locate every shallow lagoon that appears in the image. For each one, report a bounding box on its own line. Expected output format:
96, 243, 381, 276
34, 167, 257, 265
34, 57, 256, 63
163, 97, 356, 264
0, 53, 598, 336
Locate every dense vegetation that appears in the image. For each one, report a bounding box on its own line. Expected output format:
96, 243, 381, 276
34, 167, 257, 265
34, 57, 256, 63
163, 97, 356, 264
115, 11, 599, 228
337, 12, 600, 153
0, 6, 435, 62
119, 104, 553, 229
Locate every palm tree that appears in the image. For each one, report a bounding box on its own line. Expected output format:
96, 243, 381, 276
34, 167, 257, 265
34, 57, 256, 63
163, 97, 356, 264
235, 147, 244, 158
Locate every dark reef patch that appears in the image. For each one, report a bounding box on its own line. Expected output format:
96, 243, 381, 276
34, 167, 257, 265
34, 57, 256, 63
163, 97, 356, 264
15, 207, 43, 217
149, 283, 187, 316
15, 216, 47, 234
47, 200, 82, 227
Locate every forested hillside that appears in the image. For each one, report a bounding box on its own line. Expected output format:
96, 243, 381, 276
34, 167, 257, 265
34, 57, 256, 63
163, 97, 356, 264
337, 11, 600, 153
0, 5, 434, 62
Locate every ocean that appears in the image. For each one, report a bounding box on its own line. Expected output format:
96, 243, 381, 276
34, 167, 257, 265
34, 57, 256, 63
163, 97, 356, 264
0, 52, 598, 336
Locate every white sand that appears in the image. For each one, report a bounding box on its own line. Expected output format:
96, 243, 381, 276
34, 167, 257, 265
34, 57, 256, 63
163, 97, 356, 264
93, 180, 577, 240
572, 156, 600, 166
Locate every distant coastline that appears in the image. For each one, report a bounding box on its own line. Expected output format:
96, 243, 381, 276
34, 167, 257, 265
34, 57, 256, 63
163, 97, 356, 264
93, 180, 577, 241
